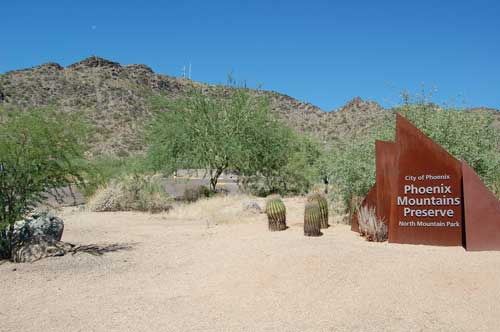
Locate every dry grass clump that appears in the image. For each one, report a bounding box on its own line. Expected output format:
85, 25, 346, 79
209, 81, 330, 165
357, 205, 387, 242
168, 194, 263, 226
87, 174, 173, 213
183, 185, 211, 203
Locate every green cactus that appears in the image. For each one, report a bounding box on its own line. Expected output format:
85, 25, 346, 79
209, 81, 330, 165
307, 193, 329, 229
265, 194, 287, 231
304, 200, 323, 237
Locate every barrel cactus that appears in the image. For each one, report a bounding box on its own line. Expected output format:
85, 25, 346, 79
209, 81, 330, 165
265, 195, 287, 231
304, 200, 323, 237
307, 193, 329, 229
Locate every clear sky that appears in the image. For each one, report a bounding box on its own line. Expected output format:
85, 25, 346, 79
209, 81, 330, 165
1, 0, 499, 110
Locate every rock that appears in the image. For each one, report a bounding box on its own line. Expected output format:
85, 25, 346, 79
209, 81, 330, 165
35, 62, 63, 72
243, 200, 262, 214
67, 56, 121, 70
10, 212, 66, 263
11, 238, 71, 263
14, 212, 64, 242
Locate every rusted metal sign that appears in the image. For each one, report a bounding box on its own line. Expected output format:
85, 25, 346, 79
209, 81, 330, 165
353, 113, 500, 250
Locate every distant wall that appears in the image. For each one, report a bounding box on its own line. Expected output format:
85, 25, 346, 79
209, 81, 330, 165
174, 169, 239, 180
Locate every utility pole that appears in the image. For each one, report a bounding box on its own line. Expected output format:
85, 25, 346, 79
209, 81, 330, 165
188, 62, 192, 79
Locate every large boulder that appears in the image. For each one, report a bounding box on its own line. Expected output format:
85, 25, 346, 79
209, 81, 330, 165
14, 212, 64, 241
11, 212, 66, 263
11, 238, 71, 263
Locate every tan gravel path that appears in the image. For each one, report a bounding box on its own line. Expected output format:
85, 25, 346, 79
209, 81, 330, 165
1, 198, 500, 332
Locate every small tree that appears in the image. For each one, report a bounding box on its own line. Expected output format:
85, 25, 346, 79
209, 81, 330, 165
0, 108, 88, 259
254, 132, 323, 195
148, 87, 290, 191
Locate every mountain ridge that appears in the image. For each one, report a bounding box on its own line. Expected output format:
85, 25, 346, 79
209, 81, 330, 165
0, 56, 498, 156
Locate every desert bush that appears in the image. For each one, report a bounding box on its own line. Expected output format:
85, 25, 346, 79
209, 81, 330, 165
86, 182, 124, 212
263, 134, 323, 195
326, 137, 379, 213
183, 185, 211, 203
357, 205, 387, 242
0, 108, 88, 259
79, 155, 150, 198
239, 133, 324, 196
87, 174, 172, 213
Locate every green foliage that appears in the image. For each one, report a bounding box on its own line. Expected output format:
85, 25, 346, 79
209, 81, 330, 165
266, 133, 323, 195
0, 108, 89, 258
79, 155, 150, 198
148, 86, 324, 195
242, 132, 324, 196
265, 194, 287, 231
394, 105, 500, 194
148, 88, 276, 190
326, 135, 379, 213
327, 101, 500, 212
304, 200, 322, 237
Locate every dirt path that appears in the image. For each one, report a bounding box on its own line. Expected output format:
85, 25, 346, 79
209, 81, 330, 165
1, 197, 500, 332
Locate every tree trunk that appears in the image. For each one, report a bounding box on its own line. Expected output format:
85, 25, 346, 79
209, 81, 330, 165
210, 167, 224, 192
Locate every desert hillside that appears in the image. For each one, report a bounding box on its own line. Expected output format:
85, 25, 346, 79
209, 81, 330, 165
1, 56, 499, 156
0, 56, 396, 155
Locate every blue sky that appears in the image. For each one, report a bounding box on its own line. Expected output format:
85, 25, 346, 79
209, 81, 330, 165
1, 0, 499, 110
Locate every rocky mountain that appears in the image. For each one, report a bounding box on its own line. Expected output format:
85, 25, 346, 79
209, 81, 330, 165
0, 56, 497, 155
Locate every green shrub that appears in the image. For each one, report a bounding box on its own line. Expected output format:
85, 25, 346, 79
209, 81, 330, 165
79, 155, 150, 198
239, 132, 324, 196
0, 108, 89, 259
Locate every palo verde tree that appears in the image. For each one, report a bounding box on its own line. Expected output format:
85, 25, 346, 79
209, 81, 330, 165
148, 86, 291, 191
0, 108, 89, 259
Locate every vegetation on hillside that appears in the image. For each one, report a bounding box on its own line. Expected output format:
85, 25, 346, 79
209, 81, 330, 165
0, 57, 359, 155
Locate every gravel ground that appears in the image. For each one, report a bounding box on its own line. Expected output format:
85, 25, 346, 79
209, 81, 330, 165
1, 197, 500, 332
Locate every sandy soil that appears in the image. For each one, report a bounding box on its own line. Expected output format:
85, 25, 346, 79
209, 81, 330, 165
1, 196, 500, 332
